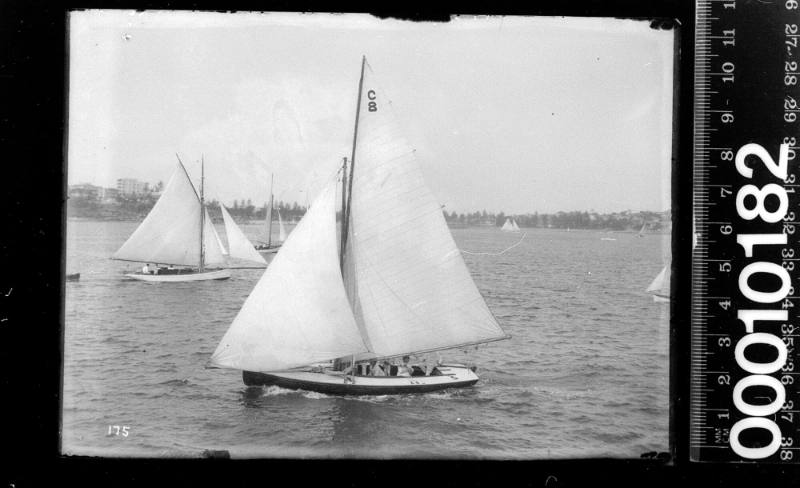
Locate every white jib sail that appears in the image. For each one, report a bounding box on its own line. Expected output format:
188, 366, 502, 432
211, 181, 368, 372
113, 162, 226, 267
203, 208, 227, 267
211, 212, 228, 256
277, 209, 287, 243
342, 59, 507, 358
220, 204, 267, 264
501, 218, 514, 231
511, 219, 520, 232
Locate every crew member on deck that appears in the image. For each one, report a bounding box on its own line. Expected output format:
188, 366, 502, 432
369, 359, 385, 376
142, 263, 151, 274
397, 356, 413, 377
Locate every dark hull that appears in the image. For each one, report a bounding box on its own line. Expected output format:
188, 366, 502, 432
242, 370, 479, 395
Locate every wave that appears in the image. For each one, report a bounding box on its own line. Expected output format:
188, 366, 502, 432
158, 378, 194, 387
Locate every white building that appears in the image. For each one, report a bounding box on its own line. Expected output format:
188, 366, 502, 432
116, 178, 149, 196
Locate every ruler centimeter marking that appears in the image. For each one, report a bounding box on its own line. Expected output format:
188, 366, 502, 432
691, 0, 800, 462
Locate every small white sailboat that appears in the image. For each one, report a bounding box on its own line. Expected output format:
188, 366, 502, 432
637, 221, 647, 237
210, 56, 509, 395
255, 174, 283, 255
112, 156, 231, 282
501, 217, 520, 232
646, 260, 670, 302
219, 204, 268, 267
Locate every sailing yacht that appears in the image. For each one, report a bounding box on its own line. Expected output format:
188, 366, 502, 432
210, 56, 509, 394
501, 217, 520, 232
646, 261, 670, 303
255, 174, 284, 255
637, 221, 647, 237
111, 157, 231, 282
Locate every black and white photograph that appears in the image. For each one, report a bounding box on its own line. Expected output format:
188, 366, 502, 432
63, 11, 675, 459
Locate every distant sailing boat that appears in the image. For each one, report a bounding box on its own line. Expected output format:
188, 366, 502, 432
219, 204, 268, 266
646, 259, 670, 303
255, 174, 283, 255
637, 221, 647, 237
210, 57, 509, 394
501, 217, 520, 232
111, 156, 231, 282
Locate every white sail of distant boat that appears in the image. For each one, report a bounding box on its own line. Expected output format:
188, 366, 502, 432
637, 221, 646, 237
219, 204, 267, 265
501, 217, 520, 232
211, 56, 509, 394
647, 260, 670, 303
112, 158, 231, 282
277, 209, 288, 243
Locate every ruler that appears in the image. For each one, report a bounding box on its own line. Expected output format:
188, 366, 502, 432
691, 0, 800, 462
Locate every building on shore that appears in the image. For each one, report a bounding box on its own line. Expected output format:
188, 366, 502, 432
68, 183, 103, 200
116, 178, 149, 196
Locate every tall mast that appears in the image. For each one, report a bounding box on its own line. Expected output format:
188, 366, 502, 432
341, 55, 366, 267
199, 156, 205, 272
339, 156, 348, 269
268, 173, 274, 248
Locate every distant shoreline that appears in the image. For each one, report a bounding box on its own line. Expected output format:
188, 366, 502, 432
66, 217, 670, 233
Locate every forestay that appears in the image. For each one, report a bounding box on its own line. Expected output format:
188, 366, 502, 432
220, 204, 267, 264
342, 60, 507, 359
210, 182, 368, 372
112, 162, 226, 267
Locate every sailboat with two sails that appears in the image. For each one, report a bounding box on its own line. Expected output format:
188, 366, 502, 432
112, 156, 266, 281
501, 217, 520, 232
255, 174, 288, 255
209, 57, 509, 395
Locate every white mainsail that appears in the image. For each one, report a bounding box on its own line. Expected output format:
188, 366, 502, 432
210, 182, 368, 371
341, 59, 507, 359
220, 204, 267, 264
277, 209, 288, 243
511, 219, 520, 232
112, 162, 226, 267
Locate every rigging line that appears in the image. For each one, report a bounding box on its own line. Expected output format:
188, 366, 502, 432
459, 232, 527, 256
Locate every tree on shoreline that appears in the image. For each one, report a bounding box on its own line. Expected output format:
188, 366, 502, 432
67, 190, 669, 230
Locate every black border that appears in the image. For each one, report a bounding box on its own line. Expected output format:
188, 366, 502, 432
3, 0, 799, 486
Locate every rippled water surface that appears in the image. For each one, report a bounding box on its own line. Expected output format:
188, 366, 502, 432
63, 220, 670, 458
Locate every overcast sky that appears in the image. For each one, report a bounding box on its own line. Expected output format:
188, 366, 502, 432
68, 11, 675, 214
